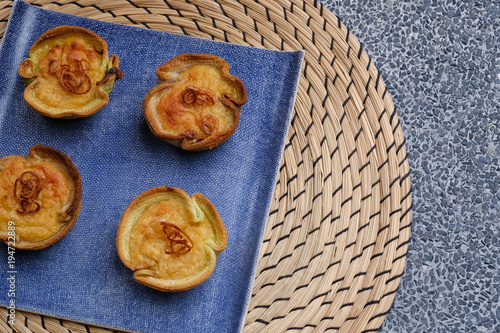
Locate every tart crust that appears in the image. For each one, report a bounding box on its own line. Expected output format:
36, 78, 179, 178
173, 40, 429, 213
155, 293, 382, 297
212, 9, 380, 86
0, 145, 82, 250
143, 53, 247, 151
117, 186, 227, 292
18, 25, 123, 118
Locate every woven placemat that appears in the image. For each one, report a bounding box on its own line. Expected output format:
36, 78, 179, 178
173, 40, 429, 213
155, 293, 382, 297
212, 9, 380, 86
0, 0, 412, 332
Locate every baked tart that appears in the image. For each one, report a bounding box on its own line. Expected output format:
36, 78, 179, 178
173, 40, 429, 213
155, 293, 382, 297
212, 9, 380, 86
143, 53, 247, 150
117, 187, 227, 292
0, 145, 82, 250
18, 25, 124, 118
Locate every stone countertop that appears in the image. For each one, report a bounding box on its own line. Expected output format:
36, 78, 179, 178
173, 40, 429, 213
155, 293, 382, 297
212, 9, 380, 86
321, 0, 500, 332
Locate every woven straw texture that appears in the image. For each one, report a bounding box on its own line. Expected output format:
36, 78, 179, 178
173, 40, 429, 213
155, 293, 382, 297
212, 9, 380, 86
0, 0, 412, 332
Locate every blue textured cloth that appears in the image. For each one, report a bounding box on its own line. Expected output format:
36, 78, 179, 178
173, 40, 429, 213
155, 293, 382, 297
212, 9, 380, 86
0, 1, 303, 332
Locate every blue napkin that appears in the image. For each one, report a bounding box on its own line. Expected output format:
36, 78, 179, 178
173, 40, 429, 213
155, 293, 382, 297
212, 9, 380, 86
0, 1, 303, 332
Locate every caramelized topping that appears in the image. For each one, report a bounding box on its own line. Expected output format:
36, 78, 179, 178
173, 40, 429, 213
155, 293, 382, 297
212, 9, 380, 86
161, 221, 193, 256
179, 88, 218, 138
58, 65, 92, 94
159, 86, 222, 140
200, 114, 219, 135
43, 41, 97, 94
182, 87, 197, 106
96, 67, 124, 87
14, 171, 45, 215
196, 92, 215, 106
181, 87, 215, 107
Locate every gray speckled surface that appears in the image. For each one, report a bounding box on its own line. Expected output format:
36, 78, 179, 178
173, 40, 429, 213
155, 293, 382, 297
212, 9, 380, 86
321, 0, 500, 332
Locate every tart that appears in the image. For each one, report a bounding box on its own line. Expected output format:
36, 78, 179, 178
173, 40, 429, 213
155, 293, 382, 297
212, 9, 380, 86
143, 53, 247, 150
18, 25, 124, 118
117, 187, 227, 292
0, 145, 82, 250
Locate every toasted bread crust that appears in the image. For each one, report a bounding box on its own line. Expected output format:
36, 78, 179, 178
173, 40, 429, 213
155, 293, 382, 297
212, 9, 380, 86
0, 145, 82, 250
18, 25, 123, 119
116, 186, 227, 292
143, 53, 247, 151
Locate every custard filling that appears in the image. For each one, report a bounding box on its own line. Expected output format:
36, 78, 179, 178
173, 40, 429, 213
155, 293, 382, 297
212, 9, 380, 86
25, 33, 106, 109
156, 65, 241, 140
0, 157, 70, 243
128, 198, 215, 280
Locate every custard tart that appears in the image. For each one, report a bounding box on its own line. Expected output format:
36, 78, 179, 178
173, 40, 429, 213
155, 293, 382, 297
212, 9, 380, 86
117, 187, 227, 292
18, 25, 123, 118
143, 53, 247, 150
0, 145, 82, 250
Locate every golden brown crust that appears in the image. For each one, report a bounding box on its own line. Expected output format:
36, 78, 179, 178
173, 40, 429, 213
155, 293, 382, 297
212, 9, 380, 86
30, 25, 107, 55
143, 53, 247, 151
0, 145, 82, 250
116, 186, 227, 292
18, 25, 123, 119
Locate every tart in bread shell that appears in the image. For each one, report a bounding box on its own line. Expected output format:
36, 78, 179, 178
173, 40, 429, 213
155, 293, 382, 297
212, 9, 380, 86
143, 53, 247, 151
18, 25, 123, 118
116, 187, 227, 292
0, 145, 82, 250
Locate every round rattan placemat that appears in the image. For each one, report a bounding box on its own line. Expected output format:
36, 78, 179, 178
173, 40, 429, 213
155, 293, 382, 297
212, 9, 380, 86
0, 0, 412, 332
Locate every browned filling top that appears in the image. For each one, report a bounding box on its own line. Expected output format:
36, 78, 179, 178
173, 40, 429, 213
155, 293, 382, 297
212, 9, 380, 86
155, 65, 240, 142
0, 156, 71, 243
39, 39, 100, 95
14, 171, 45, 215
161, 221, 193, 256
